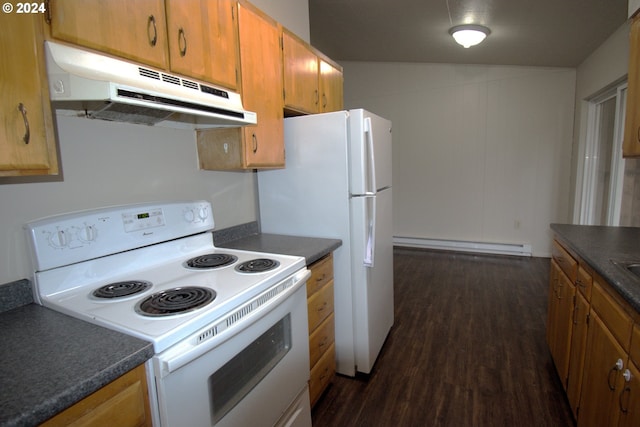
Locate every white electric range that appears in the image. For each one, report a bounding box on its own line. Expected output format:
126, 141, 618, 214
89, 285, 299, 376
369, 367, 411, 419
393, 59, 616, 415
25, 201, 313, 427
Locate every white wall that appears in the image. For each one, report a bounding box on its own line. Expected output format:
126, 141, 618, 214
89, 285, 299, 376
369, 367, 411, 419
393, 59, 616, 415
342, 62, 576, 256
0, 115, 255, 284
570, 20, 631, 221
250, 0, 309, 42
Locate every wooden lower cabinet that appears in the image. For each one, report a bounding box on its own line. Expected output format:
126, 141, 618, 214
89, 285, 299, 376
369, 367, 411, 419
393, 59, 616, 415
41, 364, 151, 427
307, 254, 335, 407
567, 290, 589, 416
547, 237, 640, 427
578, 309, 628, 427
618, 358, 640, 427
546, 259, 576, 388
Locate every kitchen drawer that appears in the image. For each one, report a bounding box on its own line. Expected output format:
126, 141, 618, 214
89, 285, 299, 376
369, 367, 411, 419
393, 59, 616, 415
307, 254, 333, 297
552, 240, 577, 283
309, 312, 335, 368
307, 280, 334, 333
631, 324, 640, 367
309, 342, 336, 407
591, 279, 634, 352
576, 265, 593, 300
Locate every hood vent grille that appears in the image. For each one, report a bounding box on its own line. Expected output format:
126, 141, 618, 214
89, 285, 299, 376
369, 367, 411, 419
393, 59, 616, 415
138, 67, 160, 80
137, 66, 230, 100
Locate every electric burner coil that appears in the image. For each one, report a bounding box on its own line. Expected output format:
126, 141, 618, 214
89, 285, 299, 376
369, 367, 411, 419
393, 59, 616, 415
135, 286, 216, 316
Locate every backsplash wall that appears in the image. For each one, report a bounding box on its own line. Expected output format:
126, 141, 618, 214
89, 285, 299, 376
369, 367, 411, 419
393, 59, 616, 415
0, 114, 257, 285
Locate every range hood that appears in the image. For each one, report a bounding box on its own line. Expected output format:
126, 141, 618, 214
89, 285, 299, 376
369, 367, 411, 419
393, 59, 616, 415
44, 41, 257, 129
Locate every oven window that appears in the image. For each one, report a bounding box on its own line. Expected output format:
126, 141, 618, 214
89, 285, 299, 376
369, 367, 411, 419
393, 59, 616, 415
209, 314, 292, 423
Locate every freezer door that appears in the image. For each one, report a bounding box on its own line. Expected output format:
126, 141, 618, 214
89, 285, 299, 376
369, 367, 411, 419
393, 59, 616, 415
350, 187, 394, 374
349, 109, 392, 195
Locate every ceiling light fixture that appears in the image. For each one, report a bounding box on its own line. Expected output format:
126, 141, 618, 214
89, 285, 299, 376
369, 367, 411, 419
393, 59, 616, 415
449, 24, 491, 48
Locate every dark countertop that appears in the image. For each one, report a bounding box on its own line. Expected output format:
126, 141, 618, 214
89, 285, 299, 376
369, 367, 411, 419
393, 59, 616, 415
0, 303, 153, 427
551, 224, 640, 313
219, 232, 342, 266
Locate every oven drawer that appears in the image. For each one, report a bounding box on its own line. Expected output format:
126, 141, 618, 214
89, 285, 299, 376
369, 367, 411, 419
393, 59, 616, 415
307, 279, 334, 333
309, 342, 336, 406
309, 312, 335, 368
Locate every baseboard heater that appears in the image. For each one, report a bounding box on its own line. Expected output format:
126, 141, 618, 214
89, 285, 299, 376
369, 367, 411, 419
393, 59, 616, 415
393, 236, 533, 257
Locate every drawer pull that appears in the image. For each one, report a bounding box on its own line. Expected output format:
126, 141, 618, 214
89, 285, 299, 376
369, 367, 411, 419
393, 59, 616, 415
18, 103, 30, 144
316, 273, 326, 282
619, 369, 632, 413
178, 27, 187, 57
608, 359, 624, 390
147, 15, 157, 46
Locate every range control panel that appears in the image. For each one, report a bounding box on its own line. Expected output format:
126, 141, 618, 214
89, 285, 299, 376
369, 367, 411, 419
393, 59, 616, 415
25, 201, 214, 271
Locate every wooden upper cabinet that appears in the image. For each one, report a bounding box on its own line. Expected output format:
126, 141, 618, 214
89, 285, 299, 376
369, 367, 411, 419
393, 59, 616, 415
49, 0, 169, 69
0, 12, 58, 176
283, 30, 320, 114
282, 30, 344, 115
196, 0, 284, 170
165, 0, 239, 89
236, 1, 284, 168
624, 16, 640, 157
319, 59, 343, 112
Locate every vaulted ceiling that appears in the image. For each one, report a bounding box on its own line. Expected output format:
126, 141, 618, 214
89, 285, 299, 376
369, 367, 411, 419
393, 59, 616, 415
309, 0, 629, 67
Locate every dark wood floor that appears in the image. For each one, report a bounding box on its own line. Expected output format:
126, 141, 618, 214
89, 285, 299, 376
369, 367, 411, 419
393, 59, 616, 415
311, 247, 576, 427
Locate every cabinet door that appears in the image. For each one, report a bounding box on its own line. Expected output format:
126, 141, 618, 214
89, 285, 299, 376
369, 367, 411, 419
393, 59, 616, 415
238, 2, 284, 168
0, 12, 58, 176
165, 0, 239, 89
578, 310, 627, 427
623, 16, 640, 157
319, 59, 343, 112
49, 0, 168, 69
567, 290, 589, 417
618, 359, 640, 427
547, 259, 576, 388
283, 30, 319, 114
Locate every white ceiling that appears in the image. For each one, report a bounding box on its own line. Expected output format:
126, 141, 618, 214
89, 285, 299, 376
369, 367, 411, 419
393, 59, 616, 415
308, 0, 629, 67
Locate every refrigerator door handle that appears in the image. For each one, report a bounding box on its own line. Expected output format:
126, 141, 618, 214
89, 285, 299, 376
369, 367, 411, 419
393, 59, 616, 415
364, 196, 377, 268
364, 117, 377, 194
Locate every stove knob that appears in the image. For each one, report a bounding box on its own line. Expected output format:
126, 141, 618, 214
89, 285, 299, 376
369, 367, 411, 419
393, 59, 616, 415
183, 209, 195, 223
78, 225, 98, 243
197, 206, 209, 221
48, 229, 70, 248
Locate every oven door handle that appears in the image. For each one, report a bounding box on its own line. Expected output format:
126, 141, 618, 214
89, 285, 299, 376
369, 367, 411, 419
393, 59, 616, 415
155, 268, 311, 377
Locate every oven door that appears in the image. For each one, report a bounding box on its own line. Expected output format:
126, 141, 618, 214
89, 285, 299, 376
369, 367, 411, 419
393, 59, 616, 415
148, 270, 311, 427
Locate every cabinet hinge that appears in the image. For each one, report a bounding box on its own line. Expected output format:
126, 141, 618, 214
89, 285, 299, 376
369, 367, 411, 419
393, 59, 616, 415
280, 35, 284, 51
231, 4, 235, 21
586, 313, 590, 325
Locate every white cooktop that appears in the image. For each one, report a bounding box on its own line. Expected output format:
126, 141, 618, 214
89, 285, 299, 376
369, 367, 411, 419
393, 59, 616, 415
26, 201, 306, 353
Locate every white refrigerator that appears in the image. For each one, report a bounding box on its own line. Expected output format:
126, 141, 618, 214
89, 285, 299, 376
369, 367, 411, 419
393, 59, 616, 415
257, 109, 393, 376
